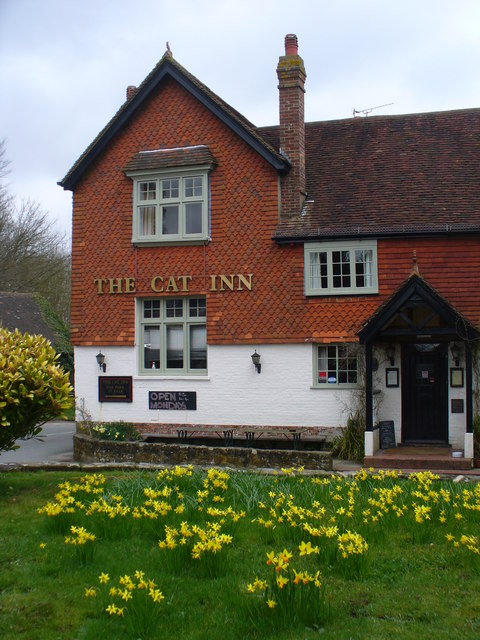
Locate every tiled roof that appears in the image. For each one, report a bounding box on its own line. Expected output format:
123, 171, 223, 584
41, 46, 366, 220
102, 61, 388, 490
0, 292, 57, 343
263, 108, 480, 240
124, 145, 216, 173
59, 54, 288, 190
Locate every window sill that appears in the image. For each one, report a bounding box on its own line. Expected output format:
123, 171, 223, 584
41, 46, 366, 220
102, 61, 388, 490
135, 375, 210, 381
310, 385, 360, 390
133, 238, 211, 248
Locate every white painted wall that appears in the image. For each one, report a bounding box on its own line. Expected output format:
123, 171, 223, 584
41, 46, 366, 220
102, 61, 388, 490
74, 344, 357, 430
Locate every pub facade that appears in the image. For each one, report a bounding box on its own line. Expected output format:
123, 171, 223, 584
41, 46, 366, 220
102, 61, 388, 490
60, 35, 480, 459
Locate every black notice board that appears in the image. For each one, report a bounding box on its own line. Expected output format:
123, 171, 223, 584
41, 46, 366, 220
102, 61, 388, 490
379, 420, 396, 449
98, 376, 133, 403
149, 391, 197, 410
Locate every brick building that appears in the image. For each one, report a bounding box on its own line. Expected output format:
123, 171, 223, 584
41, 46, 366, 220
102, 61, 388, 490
60, 35, 480, 460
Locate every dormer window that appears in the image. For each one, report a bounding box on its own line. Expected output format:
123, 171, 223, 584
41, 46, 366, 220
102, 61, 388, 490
125, 146, 215, 245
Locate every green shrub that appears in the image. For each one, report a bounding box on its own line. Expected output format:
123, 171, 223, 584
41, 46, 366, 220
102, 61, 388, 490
331, 411, 365, 462
0, 327, 73, 452
91, 421, 141, 442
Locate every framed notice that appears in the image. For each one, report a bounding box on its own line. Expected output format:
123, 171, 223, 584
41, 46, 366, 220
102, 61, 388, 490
386, 367, 399, 388
450, 368, 464, 388
98, 376, 133, 403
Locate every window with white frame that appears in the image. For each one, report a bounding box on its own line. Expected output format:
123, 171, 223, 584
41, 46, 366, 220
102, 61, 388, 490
304, 240, 378, 295
315, 344, 359, 386
140, 297, 207, 374
132, 171, 209, 243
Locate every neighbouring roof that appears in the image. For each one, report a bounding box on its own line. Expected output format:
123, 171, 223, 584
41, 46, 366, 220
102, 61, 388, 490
0, 292, 57, 344
59, 54, 289, 191
267, 109, 480, 241
124, 145, 216, 173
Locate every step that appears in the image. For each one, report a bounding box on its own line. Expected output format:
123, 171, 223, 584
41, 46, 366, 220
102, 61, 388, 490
364, 454, 473, 471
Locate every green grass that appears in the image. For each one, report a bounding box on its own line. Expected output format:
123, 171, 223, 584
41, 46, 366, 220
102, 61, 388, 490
1, 467, 480, 639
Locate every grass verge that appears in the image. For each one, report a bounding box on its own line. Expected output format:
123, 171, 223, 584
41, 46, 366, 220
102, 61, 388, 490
0, 467, 480, 639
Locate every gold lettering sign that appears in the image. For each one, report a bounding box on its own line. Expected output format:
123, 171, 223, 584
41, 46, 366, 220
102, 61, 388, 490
94, 274, 253, 294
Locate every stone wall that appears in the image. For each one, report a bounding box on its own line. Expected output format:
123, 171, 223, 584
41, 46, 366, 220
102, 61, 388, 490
74, 434, 332, 471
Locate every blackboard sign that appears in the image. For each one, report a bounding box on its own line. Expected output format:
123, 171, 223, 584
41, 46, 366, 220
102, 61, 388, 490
451, 399, 464, 414
379, 420, 396, 449
98, 376, 133, 403
149, 391, 197, 411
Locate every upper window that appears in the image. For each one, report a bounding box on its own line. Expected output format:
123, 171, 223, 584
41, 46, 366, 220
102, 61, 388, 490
315, 343, 360, 387
304, 240, 378, 295
132, 171, 209, 244
140, 297, 207, 375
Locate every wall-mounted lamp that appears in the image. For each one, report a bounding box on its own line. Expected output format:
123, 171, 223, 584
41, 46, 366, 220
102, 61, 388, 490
386, 344, 395, 367
96, 351, 106, 373
451, 343, 461, 367
251, 350, 261, 374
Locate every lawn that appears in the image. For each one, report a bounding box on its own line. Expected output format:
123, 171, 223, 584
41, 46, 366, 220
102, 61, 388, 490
1, 466, 480, 639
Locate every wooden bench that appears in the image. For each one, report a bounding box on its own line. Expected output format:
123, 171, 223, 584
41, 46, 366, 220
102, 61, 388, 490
143, 426, 322, 450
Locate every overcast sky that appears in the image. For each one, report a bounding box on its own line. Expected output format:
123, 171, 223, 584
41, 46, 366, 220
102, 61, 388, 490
1, 0, 480, 238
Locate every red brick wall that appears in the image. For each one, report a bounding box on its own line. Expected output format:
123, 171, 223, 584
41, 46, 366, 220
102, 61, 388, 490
71, 79, 480, 347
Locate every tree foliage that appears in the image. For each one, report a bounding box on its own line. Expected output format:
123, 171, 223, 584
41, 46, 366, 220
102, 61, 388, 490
0, 140, 71, 325
0, 326, 73, 452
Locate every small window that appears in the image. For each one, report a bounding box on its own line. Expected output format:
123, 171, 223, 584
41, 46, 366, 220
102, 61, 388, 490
132, 171, 209, 244
305, 240, 378, 295
315, 344, 359, 386
140, 297, 207, 375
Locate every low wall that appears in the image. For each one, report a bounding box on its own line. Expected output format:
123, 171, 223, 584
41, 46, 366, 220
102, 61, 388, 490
74, 434, 332, 471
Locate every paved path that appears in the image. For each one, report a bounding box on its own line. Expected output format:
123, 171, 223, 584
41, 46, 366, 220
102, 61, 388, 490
0, 421, 75, 464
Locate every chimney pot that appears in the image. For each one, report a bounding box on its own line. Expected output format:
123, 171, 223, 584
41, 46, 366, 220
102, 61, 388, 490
284, 34, 298, 56
126, 85, 137, 100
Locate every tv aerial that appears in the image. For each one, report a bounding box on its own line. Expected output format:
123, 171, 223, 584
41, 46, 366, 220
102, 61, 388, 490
353, 102, 394, 117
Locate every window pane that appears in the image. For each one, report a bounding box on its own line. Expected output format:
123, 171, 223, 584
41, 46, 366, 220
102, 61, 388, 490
162, 179, 179, 199
189, 298, 206, 318
185, 202, 202, 234
139, 181, 156, 201
189, 325, 206, 369
332, 251, 351, 288
184, 176, 203, 198
310, 252, 328, 290
144, 300, 161, 319
166, 325, 183, 369
144, 326, 160, 369
166, 299, 183, 318
317, 346, 328, 383
162, 205, 178, 235
355, 249, 373, 288
139, 206, 156, 236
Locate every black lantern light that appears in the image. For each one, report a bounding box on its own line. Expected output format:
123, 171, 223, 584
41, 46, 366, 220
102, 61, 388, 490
451, 343, 461, 367
386, 344, 395, 366
96, 351, 106, 372
251, 350, 261, 374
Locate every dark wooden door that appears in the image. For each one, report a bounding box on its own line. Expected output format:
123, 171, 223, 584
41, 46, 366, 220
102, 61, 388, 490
402, 343, 448, 443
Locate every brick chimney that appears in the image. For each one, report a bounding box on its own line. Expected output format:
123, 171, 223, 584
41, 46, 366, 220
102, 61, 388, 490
277, 34, 306, 218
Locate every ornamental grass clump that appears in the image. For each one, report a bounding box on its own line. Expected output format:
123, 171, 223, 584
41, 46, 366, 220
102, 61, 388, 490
64, 525, 96, 565
84, 570, 165, 639
246, 545, 327, 631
